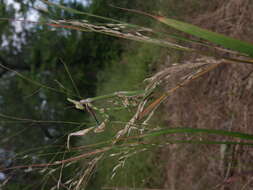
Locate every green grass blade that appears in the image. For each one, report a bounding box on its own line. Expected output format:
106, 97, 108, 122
144, 128, 253, 141
154, 140, 253, 146
110, 6, 253, 58
156, 16, 253, 57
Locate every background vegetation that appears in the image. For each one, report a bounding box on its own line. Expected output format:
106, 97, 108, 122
0, 0, 163, 189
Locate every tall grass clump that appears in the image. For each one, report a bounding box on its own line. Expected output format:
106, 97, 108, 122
1, 0, 253, 189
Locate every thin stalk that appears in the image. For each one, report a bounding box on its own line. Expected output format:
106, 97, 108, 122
0, 113, 83, 125
60, 58, 81, 98
79, 90, 145, 103
143, 128, 253, 141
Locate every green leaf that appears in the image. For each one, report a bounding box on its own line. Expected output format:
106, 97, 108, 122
145, 127, 253, 141
157, 16, 253, 57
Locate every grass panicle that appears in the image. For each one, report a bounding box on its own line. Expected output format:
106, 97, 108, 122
2, 1, 253, 190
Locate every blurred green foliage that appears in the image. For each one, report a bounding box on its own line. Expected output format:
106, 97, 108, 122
0, 0, 161, 189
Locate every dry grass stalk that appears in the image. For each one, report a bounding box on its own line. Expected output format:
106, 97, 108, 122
53, 19, 191, 51
138, 57, 227, 120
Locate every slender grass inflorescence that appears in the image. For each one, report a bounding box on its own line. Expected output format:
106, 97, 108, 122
2, 1, 253, 189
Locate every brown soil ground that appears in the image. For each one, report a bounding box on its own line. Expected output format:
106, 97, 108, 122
159, 0, 253, 189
